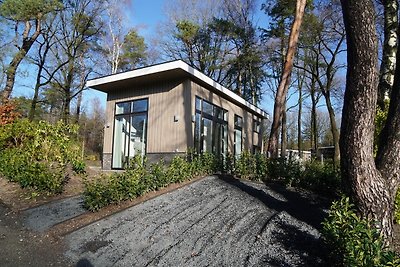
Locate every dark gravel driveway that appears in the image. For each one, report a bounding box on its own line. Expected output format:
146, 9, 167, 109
65, 175, 330, 267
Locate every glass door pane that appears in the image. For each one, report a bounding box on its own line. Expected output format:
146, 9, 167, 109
214, 122, 227, 158
112, 116, 129, 168
130, 114, 147, 157
203, 118, 213, 153
194, 113, 201, 153
234, 129, 242, 157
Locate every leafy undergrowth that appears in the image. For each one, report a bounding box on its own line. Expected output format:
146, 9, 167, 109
83, 154, 217, 211
0, 119, 85, 194
322, 197, 400, 267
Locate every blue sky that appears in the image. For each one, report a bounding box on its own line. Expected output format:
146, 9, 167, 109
80, 0, 275, 114
13, 0, 276, 114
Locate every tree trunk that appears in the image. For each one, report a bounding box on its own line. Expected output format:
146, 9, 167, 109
340, 0, 400, 244
310, 78, 318, 155
377, 0, 398, 111
62, 94, 71, 123
29, 79, 41, 121
1, 21, 41, 103
297, 72, 303, 158
75, 90, 83, 123
324, 92, 340, 167
281, 102, 287, 158
268, 0, 307, 158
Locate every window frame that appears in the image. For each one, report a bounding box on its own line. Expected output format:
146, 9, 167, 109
194, 96, 228, 155
112, 98, 149, 169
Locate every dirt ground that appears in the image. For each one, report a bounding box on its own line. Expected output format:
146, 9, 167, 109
0, 163, 205, 266
0, 164, 399, 266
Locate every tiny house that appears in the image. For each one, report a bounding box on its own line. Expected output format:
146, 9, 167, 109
86, 60, 268, 170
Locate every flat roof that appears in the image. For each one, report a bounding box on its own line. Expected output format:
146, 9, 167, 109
86, 60, 268, 118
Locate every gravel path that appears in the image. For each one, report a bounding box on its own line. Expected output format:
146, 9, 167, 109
65, 176, 329, 266
22, 196, 86, 232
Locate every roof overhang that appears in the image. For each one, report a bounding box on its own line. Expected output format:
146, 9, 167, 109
86, 60, 268, 118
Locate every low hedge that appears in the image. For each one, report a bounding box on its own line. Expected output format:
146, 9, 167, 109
83, 153, 219, 211
84, 153, 345, 211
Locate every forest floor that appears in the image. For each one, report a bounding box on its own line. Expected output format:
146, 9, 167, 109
0, 163, 399, 266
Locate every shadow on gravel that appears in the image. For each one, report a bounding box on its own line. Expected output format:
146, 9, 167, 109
218, 175, 330, 266
218, 175, 329, 230
263, 221, 327, 266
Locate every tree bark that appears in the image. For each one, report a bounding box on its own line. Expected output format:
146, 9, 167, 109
310, 77, 318, 155
377, 0, 398, 111
1, 20, 42, 103
280, 102, 287, 158
340, 0, 400, 244
268, 0, 307, 158
324, 93, 340, 167
29, 75, 41, 121
297, 74, 303, 158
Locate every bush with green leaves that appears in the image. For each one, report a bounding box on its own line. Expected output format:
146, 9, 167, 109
235, 151, 256, 179
83, 153, 221, 211
264, 157, 302, 186
299, 160, 341, 198
0, 119, 85, 193
234, 151, 267, 181
322, 197, 400, 267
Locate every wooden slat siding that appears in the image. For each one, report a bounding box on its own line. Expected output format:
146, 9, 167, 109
103, 95, 115, 154
103, 78, 263, 156
183, 79, 194, 149
190, 81, 263, 153
103, 79, 188, 155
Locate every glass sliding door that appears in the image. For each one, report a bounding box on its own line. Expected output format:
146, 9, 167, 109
129, 114, 147, 157
203, 118, 213, 153
214, 122, 228, 158
112, 116, 129, 169
234, 115, 243, 157
112, 99, 148, 169
194, 97, 228, 157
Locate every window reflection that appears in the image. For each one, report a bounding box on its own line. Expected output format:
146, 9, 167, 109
113, 98, 148, 169
194, 97, 228, 157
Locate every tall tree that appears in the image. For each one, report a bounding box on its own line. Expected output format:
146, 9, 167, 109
0, 0, 61, 102
267, 0, 307, 158
295, 1, 346, 166
377, 0, 398, 111
28, 15, 68, 120
50, 0, 103, 123
164, 0, 264, 104
340, 0, 400, 244
119, 29, 147, 72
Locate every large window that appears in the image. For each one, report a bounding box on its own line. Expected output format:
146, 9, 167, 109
253, 119, 261, 133
234, 115, 243, 157
194, 97, 228, 157
112, 99, 148, 169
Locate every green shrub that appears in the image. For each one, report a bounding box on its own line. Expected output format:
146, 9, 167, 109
200, 152, 217, 175
234, 152, 267, 181
0, 119, 84, 193
148, 160, 167, 190
83, 151, 225, 212
166, 156, 190, 183
235, 151, 256, 179
72, 160, 86, 174
322, 197, 400, 267
265, 158, 302, 186
223, 153, 235, 174
299, 160, 341, 198
253, 153, 268, 181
